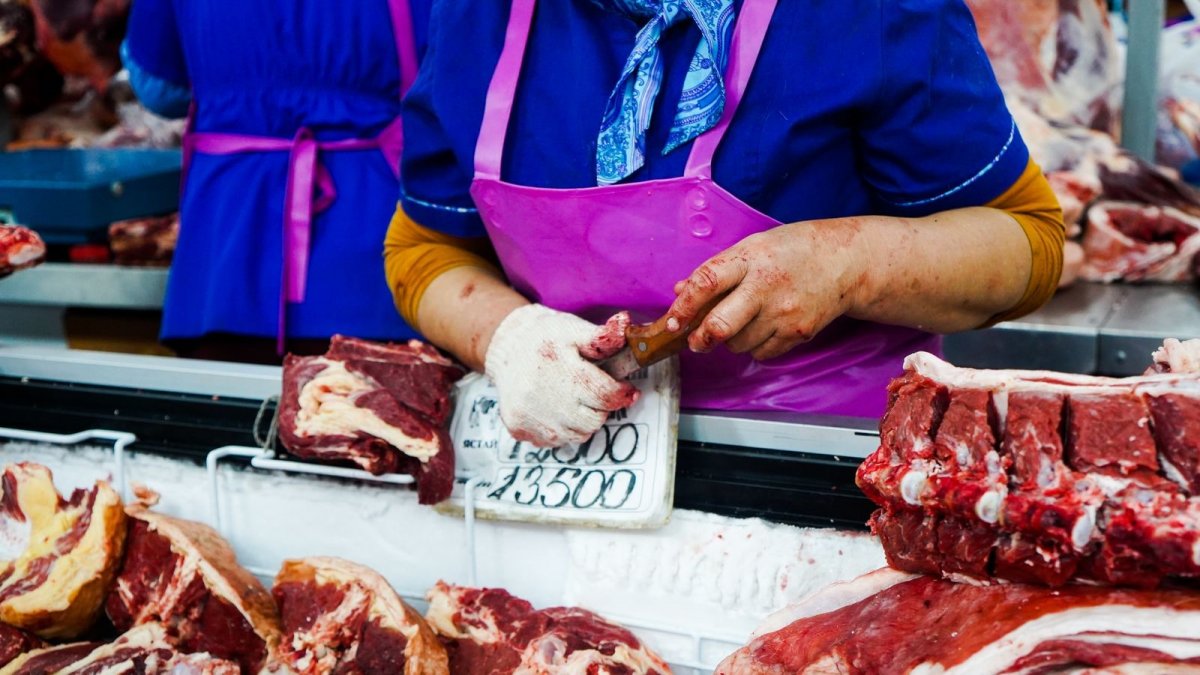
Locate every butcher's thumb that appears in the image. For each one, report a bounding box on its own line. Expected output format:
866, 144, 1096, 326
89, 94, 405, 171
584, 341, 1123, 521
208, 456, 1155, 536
578, 311, 631, 361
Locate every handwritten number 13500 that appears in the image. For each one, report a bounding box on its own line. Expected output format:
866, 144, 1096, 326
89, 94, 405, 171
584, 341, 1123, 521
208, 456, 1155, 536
488, 466, 638, 510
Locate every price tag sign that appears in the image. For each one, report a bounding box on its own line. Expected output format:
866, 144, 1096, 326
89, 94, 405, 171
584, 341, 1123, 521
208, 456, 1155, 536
438, 360, 679, 528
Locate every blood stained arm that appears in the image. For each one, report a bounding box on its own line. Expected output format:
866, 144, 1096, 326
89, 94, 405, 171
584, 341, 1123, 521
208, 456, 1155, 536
667, 160, 1064, 361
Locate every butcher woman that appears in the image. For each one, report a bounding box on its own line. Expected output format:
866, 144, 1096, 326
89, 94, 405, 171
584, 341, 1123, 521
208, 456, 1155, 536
122, 0, 429, 363
386, 0, 1066, 444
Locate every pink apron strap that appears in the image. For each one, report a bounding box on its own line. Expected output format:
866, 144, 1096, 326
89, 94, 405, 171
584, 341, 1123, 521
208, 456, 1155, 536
387, 0, 419, 95
685, 0, 779, 179
278, 128, 320, 354
473, 0, 537, 180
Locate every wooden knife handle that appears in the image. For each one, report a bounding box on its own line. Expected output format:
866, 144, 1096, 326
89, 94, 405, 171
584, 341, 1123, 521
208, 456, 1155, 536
625, 292, 729, 367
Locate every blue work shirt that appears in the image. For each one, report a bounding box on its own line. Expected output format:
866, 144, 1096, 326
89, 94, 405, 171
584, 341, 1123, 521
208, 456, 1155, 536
124, 0, 431, 342
401, 0, 1029, 237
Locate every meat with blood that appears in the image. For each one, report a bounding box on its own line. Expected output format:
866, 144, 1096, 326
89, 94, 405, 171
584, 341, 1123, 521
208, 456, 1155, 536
0, 623, 238, 675
1082, 202, 1200, 283
108, 213, 179, 267
272, 557, 448, 675
278, 335, 463, 504
0, 463, 126, 639
0, 624, 42, 669
856, 348, 1200, 588
104, 506, 282, 673
0, 226, 46, 279
716, 568, 1200, 675
425, 581, 671, 675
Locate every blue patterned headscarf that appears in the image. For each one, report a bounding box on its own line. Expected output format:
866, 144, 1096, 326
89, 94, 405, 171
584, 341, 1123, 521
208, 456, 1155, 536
588, 0, 735, 186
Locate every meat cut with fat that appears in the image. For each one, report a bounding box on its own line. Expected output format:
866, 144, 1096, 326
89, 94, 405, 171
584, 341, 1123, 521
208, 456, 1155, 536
279, 335, 463, 504
425, 582, 671, 675
1082, 201, 1200, 282
857, 350, 1200, 588
0, 623, 238, 675
0, 624, 42, 670
0, 226, 45, 279
273, 557, 448, 675
108, 213, 178, 267
0, 463, 126, 639
104, 506, 282, 673
716, 567, 1200, 675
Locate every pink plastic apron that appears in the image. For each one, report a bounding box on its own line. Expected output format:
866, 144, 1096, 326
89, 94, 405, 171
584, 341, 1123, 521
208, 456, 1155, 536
181, 0, 418, 354
471, 0, 940, 417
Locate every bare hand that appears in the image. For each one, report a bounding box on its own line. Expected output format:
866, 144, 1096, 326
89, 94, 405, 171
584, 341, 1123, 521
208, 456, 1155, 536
665, 220, 869, 360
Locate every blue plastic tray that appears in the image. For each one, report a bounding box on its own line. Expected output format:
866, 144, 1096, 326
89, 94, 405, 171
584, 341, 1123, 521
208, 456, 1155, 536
0, 149, 182, 244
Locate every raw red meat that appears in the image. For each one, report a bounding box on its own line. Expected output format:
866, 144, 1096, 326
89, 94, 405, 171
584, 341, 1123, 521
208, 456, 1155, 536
0, 463, 126, 639
108, 213, 178, 267
1082, 201, 1200, 282
425, 581, 670, 675
716, 568, 1200, 675
0, 623, 238, 674
104, 506, 282, 673
0, 624, 42, 669
965, 0, 1120, 137
278, 335, 463, 504
273, 557, 448, 675
0, 226, 46, 279
856, 350, 1200, 588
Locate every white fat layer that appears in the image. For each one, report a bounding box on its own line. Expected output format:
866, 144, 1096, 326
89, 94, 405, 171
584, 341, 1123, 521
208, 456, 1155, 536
516, 636, 668, 675
904, 352, 1200, 396
7, 246, 42, 267
976, 491, 1003, 524
424, 587, 503, 646
900, 471, 928, 506
1072, 506, 1098, 550
751, 568, 916, 638
1161, 456, 1191, 491
1153, 338, 1200, 374
294, 359, 437, 462
954, 442, 970, 468
927, 605, 1200, 675
311, 565, 411, 637
1063, 632, 1200, 658
985, 451, 1003, 480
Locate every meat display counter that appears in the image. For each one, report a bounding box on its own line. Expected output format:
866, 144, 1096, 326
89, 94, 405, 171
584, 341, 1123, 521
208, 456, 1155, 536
0, 347, 887, 673
944, 281, 1200, 376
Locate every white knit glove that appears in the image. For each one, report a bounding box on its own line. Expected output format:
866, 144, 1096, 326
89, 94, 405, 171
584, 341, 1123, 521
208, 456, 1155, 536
484, 305, 641, 447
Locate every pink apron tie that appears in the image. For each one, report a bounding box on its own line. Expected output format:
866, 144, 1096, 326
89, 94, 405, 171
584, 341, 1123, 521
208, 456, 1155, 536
179, 0, 416, 354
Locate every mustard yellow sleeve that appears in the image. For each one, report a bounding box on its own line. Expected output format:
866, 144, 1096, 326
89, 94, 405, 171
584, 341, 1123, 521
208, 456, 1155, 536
982, 158, 1066, 326
383, 204, 500, 330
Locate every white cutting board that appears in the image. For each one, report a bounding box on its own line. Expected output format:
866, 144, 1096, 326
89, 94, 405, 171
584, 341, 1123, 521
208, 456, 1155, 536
438, 359, 679, 529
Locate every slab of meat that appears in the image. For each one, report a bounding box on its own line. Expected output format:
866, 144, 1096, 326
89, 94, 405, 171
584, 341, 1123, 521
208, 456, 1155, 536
856, 350, 1200, 588
273, 557, 448, 675
1081, 201, 1200, 282
278, 335, 463, 504
965, 0, 1121, 137
104, 506, 282, 673
0, 624, 42, 669
716, 567, 1200, 675
0, 623, 238, 674
0, 226, 46, 279
425, 581, 671, 675
108, 213, 178, 267
0, 463, 126, 639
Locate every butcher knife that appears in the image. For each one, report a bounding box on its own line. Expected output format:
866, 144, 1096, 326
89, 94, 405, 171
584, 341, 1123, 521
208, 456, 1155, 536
600, 292, 728, 380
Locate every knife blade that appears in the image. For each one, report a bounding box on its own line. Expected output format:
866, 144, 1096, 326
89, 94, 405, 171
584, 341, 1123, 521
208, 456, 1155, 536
600, 291, 730, 380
